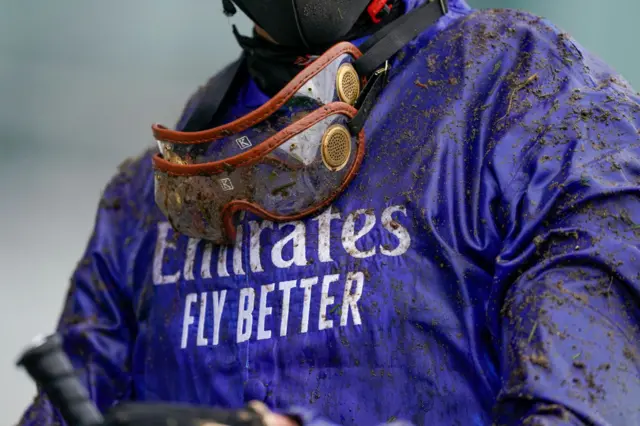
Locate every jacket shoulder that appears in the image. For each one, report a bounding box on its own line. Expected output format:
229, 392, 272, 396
396, 5, 636, 117
419, 7, 627, 90
452, 7, 577, 54
99, 146, 159, 234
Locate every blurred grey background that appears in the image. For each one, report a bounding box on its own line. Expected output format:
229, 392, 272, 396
0, 0, 636, 423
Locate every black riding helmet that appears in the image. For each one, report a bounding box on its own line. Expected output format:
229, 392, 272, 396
222, 0, 382, 48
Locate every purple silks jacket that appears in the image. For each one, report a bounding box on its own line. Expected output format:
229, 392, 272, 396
18, 1, 640, 425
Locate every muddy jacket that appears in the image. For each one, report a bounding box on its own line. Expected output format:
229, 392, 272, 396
18, 1, 640, 425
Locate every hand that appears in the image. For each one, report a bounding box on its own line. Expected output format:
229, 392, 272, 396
249, 401, 301, 426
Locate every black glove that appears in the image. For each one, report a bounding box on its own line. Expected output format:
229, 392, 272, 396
103, 402, 266, 426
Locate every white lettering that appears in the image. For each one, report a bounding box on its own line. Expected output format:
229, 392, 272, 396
249, 220, 274, 273
211, 290, 227, 346
237, 288, 255, 343
341, 272, 364, 326
319, 274, 339, 330
197, 293, 208, 346
178, 271, 370, 349
313, 207, 341, 263
201, 243, 213, 279
272, 221, 307, 268
233, 225, 245, 275
181, 293, 197, 348
300, 277, 318, 333
153, 222, 181, 285
218, 245, 230, 278
279, 280, 297, 336
381, 206, 411, 256
257, 284, 275, 340
342, 209, 377, 258
162, 204, 412, 285
184, 237, 200, 281
170, 203, 413, 350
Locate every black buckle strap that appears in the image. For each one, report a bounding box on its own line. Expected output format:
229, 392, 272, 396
180, 55, 246, 132
348, 0, 448, 133
348, 63, 389, 134
353, 0, 448, 77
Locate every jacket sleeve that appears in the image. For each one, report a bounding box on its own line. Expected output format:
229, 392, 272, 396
18, 165, 138, 426
488, 62, 640, 425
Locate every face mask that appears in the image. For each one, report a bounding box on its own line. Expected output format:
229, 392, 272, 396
152, 1, 448, 244
226, 0, 373, 47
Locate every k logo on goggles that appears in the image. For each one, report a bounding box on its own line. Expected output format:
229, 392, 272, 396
151, 1, 448, 245
152, 43, 365, 244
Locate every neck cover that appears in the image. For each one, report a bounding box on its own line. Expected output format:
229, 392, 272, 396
224, 0, 378, 47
